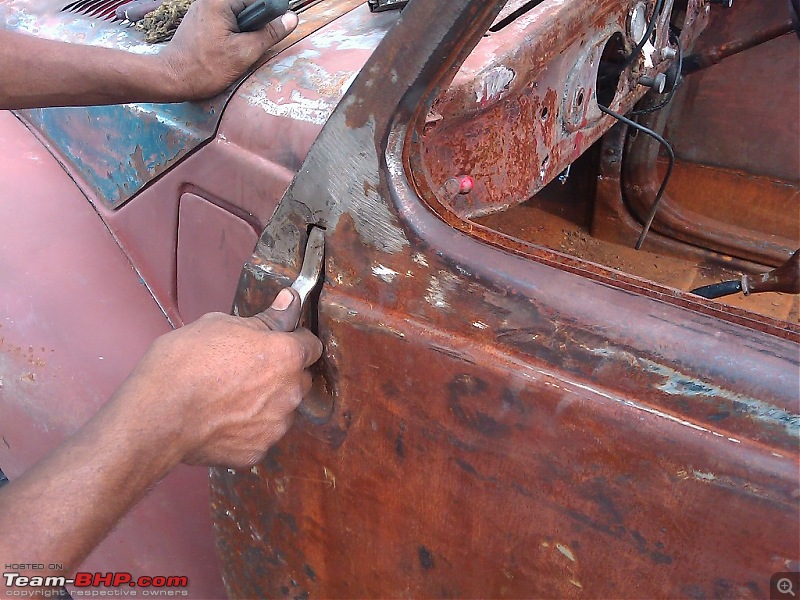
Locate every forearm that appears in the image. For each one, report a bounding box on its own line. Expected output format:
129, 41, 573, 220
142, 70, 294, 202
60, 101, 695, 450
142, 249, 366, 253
0, 30, 182, 109
0, 380, 182, 587
0, 292, 319, 594
0, 4, 298, 110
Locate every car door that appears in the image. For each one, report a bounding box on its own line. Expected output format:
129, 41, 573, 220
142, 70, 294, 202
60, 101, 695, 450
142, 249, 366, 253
210, 1, 799, 597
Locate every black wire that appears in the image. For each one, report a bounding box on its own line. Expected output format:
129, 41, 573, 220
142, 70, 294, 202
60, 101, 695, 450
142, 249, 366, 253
597, 0, 665, 89
620, 0, 665, 71
629, 30, 683, 116
597, 104, 675, 250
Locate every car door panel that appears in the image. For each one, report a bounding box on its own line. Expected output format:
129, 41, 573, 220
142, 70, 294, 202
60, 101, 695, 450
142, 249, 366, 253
209, 1, 799, 596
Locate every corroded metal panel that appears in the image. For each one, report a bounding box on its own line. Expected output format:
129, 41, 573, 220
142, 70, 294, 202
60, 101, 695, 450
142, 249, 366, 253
419, 0, 707, 219
211, 0, 799, 596
18, 101, 221, 207
213, 294, 798, 598
666, 0, 800, 182
421, 0, 673, 218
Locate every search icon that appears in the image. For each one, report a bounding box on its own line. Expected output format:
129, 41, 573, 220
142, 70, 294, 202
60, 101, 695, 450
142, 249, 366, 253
778, 578, 796, 597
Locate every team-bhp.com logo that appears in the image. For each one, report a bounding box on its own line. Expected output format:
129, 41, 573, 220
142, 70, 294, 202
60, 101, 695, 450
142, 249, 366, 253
4, 568, 188, 597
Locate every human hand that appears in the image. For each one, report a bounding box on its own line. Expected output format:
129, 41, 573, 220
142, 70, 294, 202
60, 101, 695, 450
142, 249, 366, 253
157, 0, 298, 99
118, 288, 322, 468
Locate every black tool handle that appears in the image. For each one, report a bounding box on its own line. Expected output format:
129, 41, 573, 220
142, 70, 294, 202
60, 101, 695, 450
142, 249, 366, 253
237, 0, 289, 32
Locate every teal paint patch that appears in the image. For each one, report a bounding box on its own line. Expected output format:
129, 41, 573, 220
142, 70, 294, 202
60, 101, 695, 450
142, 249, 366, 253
0, 0, 227, 207
588, 346, 800, 439
18, 100, 222, 208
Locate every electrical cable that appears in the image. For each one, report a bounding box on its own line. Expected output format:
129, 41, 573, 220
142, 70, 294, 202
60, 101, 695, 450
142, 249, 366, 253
597, 0, 664, 89
620, 0, 665, 71
597, 104, 675, 250
629, 30, 683, 116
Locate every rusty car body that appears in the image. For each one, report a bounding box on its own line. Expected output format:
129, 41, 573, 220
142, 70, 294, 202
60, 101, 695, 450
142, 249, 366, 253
1, 0, 798, 597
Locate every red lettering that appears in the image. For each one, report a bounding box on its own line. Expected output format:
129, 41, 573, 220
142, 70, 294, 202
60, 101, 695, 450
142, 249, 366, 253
138, 576, 152, 587
112, 573, 132, 586
94, 573, 114, 586
151, 576, 166, 587
73, 573, 92, 587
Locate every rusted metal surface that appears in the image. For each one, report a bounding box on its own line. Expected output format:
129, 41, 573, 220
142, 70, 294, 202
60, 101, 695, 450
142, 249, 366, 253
594, 121, 800, 330
418, 0, 707, 219
1, 0, 368, 207
619, 108, 798, 268
682, 19, 795, 73
609, 0, 800, 268
655, 160, 800, 243
474, 160, 799, 322
666, 0, 800, 182
214, 295, 798, 598
2, 0, 796, 595
0, 113, 227, 598
589, 0, 799, 282
210, 0, 800, 597
410, 36, 799, 340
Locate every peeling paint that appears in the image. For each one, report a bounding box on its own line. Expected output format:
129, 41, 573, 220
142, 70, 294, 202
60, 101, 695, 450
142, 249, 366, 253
644, 358, 799, 438
427, 272, 461, 310
556, 543, 576, 562
372, 264, 400, 283
244, 86, 336, 126
18, 101, 219, 208
643, 39, 656, 69
0, 5, 158, 53
692, 470, 717, 482
568, 379, 734, 440
475, 66, 516, 103
304, 22, 391, 51
425, 279, 447, 308
589, 347, 800, 439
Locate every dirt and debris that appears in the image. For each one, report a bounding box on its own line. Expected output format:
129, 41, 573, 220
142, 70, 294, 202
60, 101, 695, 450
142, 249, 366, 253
136, 0, 194, 43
